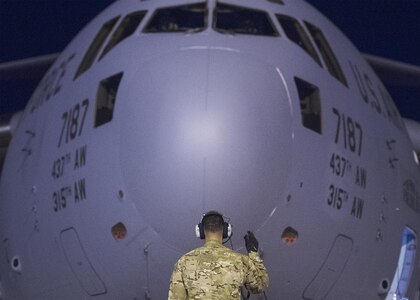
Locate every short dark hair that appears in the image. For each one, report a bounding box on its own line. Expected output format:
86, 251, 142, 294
203, 213, 224, 233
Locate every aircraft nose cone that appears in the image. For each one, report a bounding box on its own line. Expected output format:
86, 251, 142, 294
120, 48, 293, 249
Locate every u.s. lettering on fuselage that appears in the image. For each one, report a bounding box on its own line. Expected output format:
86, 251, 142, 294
349, 60, 404, 131
29, 53, 76, 114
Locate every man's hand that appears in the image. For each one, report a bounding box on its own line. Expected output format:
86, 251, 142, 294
244, 231, 259, 253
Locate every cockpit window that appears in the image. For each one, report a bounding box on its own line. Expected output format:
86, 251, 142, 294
304, 21, 348, 87
214, 3, 279, 37
74, 16, 120, 80
295, 77, 322, 134
99, 11, 147, 60
276, 14, 321, 66
143, 3, 207, 33
94, 72, 123, 128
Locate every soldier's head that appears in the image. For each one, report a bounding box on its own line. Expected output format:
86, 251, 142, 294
203, 212, 224, 235
196, 211, 232, 242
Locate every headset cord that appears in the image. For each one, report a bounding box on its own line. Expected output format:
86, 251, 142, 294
223, 234, 233, 246
241, 288, 250, 299
241, 289, 268, 300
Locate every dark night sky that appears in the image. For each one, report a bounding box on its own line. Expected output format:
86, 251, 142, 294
0, 0, 419, 120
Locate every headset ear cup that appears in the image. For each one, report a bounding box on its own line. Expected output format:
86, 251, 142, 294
223, 222, 232, 239
196, 223, 205, 239
195, 224, 201, 239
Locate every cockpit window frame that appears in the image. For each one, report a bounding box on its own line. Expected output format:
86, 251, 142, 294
99, 10, 147, 61
275, 14, 322, 66
142, 2, 208, 34
304, 21, 348, 87
213, 2, 279, 37
74, 16, 120, 80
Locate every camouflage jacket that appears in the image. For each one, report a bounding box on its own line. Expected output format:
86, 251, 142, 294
168, 240, 269, 299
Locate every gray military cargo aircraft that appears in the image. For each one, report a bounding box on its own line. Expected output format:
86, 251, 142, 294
0, 0, 419, 299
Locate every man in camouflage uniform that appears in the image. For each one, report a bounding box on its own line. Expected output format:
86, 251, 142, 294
168, 211, 269, 299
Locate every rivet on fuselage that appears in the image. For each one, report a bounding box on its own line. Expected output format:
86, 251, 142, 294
379, 212, 386, 223
117, 189, 124, 201
11, 256, 22, 273
377, 278, 390, 295
376, 229, 383, 241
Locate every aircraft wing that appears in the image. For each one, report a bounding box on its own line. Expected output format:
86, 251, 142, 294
362, 54, 420, 157
363, 53, 420, 88
0, 54, 58, 174
0, 112, 22, 174
0, 53, 59, 81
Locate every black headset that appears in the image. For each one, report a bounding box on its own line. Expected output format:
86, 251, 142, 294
195, 211, 232, 240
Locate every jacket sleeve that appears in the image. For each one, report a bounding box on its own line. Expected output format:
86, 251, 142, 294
243, 252, 269, 294
168, 261, 188, 300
